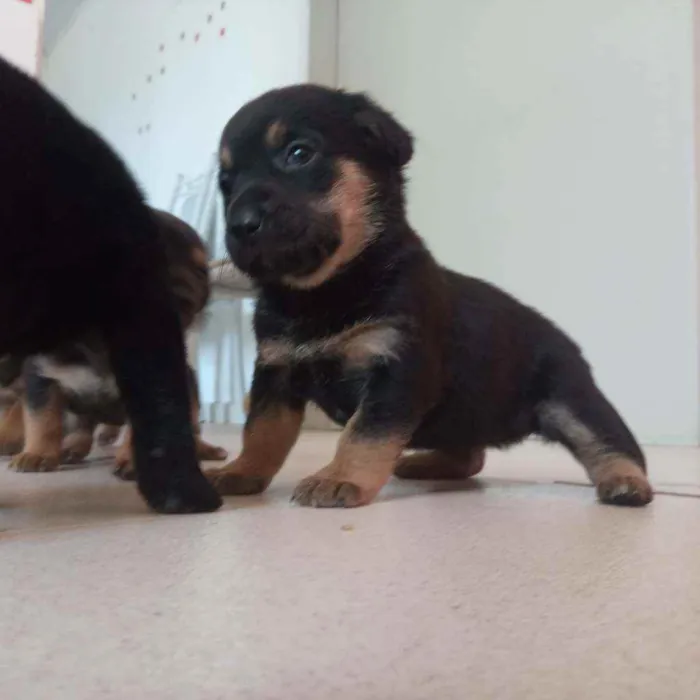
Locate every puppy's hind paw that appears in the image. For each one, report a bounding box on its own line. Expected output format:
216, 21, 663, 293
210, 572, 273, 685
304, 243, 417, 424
206, 464, 270, 496
596, 459, 653, 507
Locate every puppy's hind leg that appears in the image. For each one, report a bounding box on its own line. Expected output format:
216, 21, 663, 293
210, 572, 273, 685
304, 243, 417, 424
537, 372, 652, 506
61, 414, 97, 464
95, 423, 123, 447
394, 448, 486, 480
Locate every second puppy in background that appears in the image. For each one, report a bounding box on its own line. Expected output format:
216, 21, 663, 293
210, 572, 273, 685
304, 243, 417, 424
0, 210, 227, 477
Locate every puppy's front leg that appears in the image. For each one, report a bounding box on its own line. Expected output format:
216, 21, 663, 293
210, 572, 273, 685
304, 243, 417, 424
10, 363, 63, 472
206, 364, 305, 496
0, 398, 24, 456
293, 360, 427, 508
292, 416, 407, 508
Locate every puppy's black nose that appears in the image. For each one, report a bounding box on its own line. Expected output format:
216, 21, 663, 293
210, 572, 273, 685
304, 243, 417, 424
228, 204, 265, 238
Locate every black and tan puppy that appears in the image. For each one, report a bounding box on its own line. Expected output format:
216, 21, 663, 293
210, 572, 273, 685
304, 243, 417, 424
207, 84, 652, 508
0, 57, 220, 513
0, 210, 227, 475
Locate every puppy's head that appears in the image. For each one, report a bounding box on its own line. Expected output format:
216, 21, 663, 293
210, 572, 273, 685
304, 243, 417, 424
219, 85, 413, 288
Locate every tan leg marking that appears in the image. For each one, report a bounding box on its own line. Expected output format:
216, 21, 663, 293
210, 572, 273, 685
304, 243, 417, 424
591, 457, 653, 506
0, 399, 25, 456
292, 415, 407, 508
10, 386, 63, 473
206, 406, 303, 496
394, 448, 486, 481
539, 402, 652, 506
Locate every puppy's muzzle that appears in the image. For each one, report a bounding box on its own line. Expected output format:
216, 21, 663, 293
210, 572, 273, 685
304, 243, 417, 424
226, 190, 270, 241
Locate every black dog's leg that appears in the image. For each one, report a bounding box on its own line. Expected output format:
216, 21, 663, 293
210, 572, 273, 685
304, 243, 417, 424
206, 363, 305, 496
105, 302, 222, 514
537, 370, 652, 506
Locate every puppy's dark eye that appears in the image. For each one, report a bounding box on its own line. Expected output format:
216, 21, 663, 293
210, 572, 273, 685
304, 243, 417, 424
282, 141, 317, 171
219, 170, 231, 194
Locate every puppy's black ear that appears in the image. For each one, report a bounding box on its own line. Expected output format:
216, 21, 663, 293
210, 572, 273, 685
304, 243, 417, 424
350, 93, 414, 168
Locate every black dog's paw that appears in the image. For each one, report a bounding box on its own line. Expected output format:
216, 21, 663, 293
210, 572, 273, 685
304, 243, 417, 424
138, 470, 223, 514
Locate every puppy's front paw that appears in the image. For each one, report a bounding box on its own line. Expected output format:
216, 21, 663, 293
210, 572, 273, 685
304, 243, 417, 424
596, 460, 653, 507
9, 452, 60, 473
196, 438, 228, 462
206, 461, 271, 496
292, 476, 370, 508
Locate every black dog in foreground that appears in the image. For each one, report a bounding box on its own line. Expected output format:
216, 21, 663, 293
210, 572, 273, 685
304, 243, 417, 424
0, 210, 227, 476
0, 57, 221, 513
207, 84, 652, 508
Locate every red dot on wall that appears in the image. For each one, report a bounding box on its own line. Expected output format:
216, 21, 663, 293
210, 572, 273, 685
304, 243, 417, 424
219, 27, 226, 37
194, 32, 200, 43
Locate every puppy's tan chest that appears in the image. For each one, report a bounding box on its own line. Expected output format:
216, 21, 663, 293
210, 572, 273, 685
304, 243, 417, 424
258, 321, 402, 369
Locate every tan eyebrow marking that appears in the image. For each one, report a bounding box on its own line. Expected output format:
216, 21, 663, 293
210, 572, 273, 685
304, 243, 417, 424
220, 145, 233, 169
265, 120, 287, 148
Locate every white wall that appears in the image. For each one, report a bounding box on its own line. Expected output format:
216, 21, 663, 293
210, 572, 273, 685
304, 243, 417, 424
0, 0, 44, 75
43, 0, 310, 208
338, 0, 699, 445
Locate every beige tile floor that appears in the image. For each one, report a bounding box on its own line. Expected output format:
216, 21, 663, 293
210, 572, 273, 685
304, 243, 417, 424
1, 426, 700, 699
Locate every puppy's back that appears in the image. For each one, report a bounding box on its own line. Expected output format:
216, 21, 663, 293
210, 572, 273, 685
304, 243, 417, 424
0, 58, 159, 354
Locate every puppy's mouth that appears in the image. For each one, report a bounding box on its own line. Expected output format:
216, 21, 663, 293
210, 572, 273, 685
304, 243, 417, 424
226, 205, 341, 284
